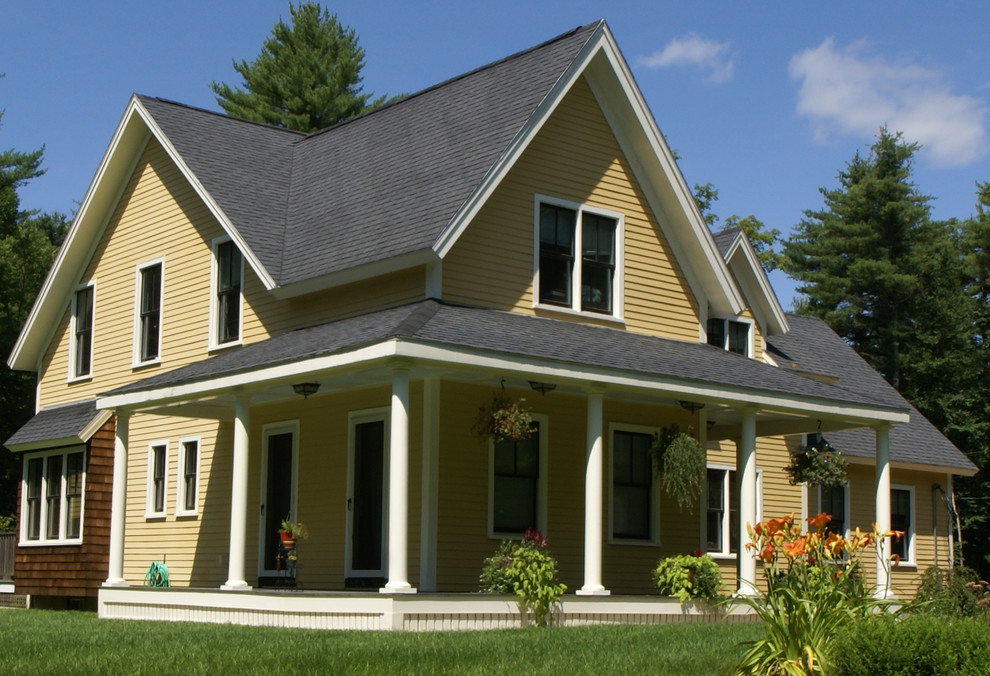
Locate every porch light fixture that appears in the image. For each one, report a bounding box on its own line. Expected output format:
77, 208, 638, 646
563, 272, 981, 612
678, 400, 704, 414
292, 382, 320, 398
529, 381, 557, 395
707, 419, 716, 431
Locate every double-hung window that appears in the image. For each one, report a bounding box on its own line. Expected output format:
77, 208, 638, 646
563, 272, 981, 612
135, 260, 163, 364
818, 484, 848, 537
490, 417, 546, 536
212, 239, 242, 347
70, 283, 94, 379
707, 317, 751, 356
146, 442, 168, 517
890, 486, 914, 563
706, 466, 763, 556
610, 427, 656, 542
536, 198, 621, 318
176, 437, 199, 516
22, 448, 85, 544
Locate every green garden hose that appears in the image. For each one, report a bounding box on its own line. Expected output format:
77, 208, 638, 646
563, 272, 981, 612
144, 561, 170, 587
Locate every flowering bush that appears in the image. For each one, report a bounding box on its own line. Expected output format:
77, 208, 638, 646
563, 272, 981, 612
652, 551, 723, 603
473, 390, 534, 443
480, 529, 567, 626
735, 513, 902, 675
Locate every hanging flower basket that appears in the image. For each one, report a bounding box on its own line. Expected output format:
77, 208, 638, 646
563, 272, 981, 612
473, 390, 534, 443
786, 436, 847, 489
652, 425, 706, 512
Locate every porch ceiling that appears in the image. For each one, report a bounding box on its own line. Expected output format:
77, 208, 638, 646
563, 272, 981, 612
100, 300, 908, 442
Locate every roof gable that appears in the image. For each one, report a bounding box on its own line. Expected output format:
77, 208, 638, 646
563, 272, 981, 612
713, 227, 789, 336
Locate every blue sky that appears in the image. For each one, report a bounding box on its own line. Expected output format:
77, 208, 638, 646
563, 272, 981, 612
3, 1, 989, 308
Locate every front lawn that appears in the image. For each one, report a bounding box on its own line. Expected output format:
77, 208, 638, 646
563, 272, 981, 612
0, 610, 762, 674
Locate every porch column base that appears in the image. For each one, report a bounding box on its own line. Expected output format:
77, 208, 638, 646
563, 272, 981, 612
576, 586, 610, 596
380, 584, 417, 595
102, 579, 129, 588
220, 582, 253, 591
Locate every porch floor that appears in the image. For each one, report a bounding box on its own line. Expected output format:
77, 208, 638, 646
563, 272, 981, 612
99, 587, 753, 631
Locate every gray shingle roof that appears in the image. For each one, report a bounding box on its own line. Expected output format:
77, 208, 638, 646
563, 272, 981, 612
4, 399, 106, 450
137, 22, 600, 288
766, 314, 975, 471
103, 300, 904, 414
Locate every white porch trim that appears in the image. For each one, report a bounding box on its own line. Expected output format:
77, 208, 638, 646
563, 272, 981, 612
104, 410, 130, 587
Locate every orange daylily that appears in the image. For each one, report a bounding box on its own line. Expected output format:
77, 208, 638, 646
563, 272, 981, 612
782, 537, 806, 558
807, 512, 831, 531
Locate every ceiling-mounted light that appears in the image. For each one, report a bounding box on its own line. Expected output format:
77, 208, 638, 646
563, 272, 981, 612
529, 381, 557, 395
292, 382, 320, 398
678, 400, 704, 414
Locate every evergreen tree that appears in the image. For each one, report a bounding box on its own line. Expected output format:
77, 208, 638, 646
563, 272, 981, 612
0, 109, 68, 518
210, 3, 389, 131
783, 129, 934, 389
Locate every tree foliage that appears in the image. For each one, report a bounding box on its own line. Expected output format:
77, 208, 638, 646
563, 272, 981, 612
694, 181, 783, 271
0, 108, 68, 516
210, 3, 390, 131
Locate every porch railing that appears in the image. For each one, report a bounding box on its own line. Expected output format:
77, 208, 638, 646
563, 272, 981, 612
0, 532, 15, 581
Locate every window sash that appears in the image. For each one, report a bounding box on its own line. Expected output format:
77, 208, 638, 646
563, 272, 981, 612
890, 488, 911, 560
538, 204, 575, 307
139, 264, 161, 361
216, 241, 241, 344
45, 455, 63, 539
151, 445, 166, 514
493, 423, 540, 534
612, 430, 652, 540
581, 213, 615, 314
727, 320, 749, 355
65, 453, 84, 540
706, 318, 726, 349
73, 286, 93, 377
182, 440, 198, 513
26, 458, 43, 541
706, 469, 739, 554
820, 485, 846, 536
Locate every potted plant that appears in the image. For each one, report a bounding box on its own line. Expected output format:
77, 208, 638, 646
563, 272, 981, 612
651, 425, 706, 512
473, 389, 534, 443
278, 517, 307, 549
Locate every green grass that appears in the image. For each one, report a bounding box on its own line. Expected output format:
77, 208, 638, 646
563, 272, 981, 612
0, 610, 761, 675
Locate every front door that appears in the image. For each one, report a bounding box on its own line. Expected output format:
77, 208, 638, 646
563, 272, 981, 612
346, 410, 389, 581
259, 422, 298, 576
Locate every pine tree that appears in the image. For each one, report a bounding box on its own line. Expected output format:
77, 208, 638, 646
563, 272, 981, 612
783, 128, 934, 388
210, 3, 389, 131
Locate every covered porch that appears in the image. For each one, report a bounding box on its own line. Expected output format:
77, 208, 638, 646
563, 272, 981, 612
97, 301, 908, 622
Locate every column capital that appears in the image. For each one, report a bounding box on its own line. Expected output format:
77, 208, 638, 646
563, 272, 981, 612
390, 358, 414, 373
872, 421, 893, 432
584, 382, 607, 396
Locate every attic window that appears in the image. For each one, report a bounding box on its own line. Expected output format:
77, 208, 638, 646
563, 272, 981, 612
707, 317, 751, 357
536, 197, 622, 318
213, 239, 243, 347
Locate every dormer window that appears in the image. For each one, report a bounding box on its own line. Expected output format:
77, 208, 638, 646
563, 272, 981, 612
707, 317, 751, 357
536, 197, 622, 318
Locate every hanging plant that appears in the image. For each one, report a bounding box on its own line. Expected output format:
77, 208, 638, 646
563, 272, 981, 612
652, 425, 706, 512
786, 435, 847, 489
473, 389, 534, 443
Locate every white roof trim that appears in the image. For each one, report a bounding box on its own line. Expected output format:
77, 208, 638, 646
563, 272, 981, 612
720, 229, 790, 335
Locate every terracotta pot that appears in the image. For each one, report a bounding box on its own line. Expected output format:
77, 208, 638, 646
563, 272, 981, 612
279, 532, 296, 548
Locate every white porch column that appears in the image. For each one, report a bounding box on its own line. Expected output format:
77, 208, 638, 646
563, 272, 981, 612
418, 377, 440, 592
578, 386, 609, 595
874, 424, 893, 598
223, 396, 251, 589
104, 410, 130, 587
383, 364, 415, 593
736, 408, 758, 595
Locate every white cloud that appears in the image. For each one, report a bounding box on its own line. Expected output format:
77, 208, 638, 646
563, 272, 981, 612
789, 39, 988, 167
639, 34, 734, 84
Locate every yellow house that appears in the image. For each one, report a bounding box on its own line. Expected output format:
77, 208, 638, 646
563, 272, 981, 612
5, 21, 974, 626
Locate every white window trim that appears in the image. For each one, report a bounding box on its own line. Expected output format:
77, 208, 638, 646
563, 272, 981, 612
706, 316, 755, 358
19, 446, 87, 546
344, 410, 388, 579
891, 483, 917, 566
532, 194, 625, 322
607, 423, 660, 546
145, 440, 169, 519
175, 435, 200, 517
67, 280, 96, 382
816, 482, 850, 538
488, 413, 549, 539
705, 463, 763, 560
132, 257, 164, 367
208, 236, 244, 351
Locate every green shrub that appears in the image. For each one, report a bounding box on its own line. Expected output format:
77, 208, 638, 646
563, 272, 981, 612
480, 529, 567, 626
652, 553, 723, 603
0, 514, 16, 532
835, 614, 990, 675
914, 565, 990, 619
